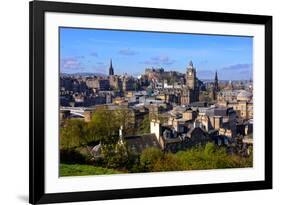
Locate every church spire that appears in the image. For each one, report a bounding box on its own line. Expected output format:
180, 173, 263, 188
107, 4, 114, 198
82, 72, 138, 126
109, 58, 114, 75
214, 70, 219, 90
215, 70, 218, 81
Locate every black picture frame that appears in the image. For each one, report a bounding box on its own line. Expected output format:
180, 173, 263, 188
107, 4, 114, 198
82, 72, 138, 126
29, 0, 272, 204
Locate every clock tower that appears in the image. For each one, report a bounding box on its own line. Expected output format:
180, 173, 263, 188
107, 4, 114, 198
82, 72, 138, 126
186, 60, 196, 90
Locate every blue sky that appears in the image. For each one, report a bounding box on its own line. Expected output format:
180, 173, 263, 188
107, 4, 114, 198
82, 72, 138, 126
60, 27, 253, 80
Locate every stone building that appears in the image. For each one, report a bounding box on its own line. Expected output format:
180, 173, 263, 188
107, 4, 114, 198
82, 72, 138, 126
156, 89, 181, 105
85, 77, 110, 91
84, 109, 94, 122
201, 106, 237, 138
180, 87, 198, 105
150, 117, 211, 153
109, 75, 122, 91
217, 90, 253, 119
122, 76, 135, 91
182, 108, 196, 121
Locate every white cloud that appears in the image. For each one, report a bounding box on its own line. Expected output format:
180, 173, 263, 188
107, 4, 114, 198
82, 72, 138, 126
142, 55, 176, 66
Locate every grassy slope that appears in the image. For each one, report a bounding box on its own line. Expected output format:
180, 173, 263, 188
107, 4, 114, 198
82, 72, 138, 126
60, 164, 122, 176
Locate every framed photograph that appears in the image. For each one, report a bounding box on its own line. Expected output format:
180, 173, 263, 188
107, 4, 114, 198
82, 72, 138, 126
29, 0, 272, 204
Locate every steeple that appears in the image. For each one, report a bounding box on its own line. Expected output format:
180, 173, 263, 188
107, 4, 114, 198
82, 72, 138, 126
109, 58, 114, 75
188, 60, 194, 69
215, 70, 218, 81
214, 70, 218, 90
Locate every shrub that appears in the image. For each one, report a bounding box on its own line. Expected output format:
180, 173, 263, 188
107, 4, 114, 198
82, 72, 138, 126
60, 149, 87, 164
140, 147, 163, 171
152, 153, 184, 172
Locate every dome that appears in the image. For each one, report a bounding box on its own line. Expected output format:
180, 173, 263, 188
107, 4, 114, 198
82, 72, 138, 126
237, 90, 252, 101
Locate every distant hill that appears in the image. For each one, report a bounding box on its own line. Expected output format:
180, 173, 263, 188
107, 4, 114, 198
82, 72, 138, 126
60, 72, 107, 77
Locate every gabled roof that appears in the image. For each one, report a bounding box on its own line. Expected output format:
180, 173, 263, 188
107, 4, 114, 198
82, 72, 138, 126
186, 127, 205, 138
124, 134, 161, 154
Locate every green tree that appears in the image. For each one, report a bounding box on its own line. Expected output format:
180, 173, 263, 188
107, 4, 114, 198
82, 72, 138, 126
60, 119, 89, 149
137, 114, 150, 134
175, 143, 251, 170
152, 153, 184, 172
140, 147, 163, 171
100, 142, 129, 169
90, 107, 119, 143
114, 108, 135, 135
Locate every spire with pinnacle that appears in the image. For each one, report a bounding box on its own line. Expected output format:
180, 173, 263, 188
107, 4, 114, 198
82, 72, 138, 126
188, 60, 194, 68
214, 70, 219, 90
109, 59, 114, 75
215, 70, 218, 81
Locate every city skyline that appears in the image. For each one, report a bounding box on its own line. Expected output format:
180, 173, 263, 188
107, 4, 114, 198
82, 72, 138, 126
60, 27, 253, 80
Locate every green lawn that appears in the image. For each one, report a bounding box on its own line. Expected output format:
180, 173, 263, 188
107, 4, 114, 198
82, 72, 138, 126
60, 164, 123, 176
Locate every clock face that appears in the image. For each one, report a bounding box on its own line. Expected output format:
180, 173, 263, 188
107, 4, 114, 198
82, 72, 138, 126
189, 72, 192, 76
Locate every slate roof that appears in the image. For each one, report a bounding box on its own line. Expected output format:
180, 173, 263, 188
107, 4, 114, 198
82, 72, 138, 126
205, 107, 235, 117
190, 101, 208, 108
124, 134, 161, 154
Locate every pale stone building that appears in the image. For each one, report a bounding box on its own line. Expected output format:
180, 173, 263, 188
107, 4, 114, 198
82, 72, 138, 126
217, 90, 253, 119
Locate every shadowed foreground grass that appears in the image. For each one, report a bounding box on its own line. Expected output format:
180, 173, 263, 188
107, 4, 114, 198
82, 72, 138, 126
60, 164, 122, 176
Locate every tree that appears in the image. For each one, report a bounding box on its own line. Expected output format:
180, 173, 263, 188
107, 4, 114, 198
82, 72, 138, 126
152, 153, 183, 172
60, 119, 89, 149
140, 147, 163, 171
137, 114, 150, 134
114, 143, 129, 168
100, 141, 129, 169
175, 143, 252, 170
90, 107, 119, 143
114, 108, 135, 136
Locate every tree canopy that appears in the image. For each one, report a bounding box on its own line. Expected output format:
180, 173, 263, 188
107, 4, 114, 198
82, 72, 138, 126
138, 143, 252, 172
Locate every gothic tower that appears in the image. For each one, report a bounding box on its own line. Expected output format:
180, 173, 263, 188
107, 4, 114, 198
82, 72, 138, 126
186, 60, 196, 90
214, 70, 219, 91
109, 59, 114, 75
212, 71, 219, 101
